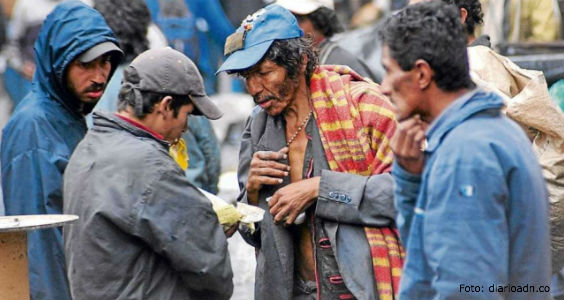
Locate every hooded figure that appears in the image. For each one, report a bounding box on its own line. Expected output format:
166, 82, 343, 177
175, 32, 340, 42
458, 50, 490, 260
1, 2, 122, 299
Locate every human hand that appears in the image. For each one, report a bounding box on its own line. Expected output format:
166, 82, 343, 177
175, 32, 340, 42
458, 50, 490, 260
267, 177, 320, 226
246, 147, 290, 196
390, 114, 428, 174
224, 222, 239, 238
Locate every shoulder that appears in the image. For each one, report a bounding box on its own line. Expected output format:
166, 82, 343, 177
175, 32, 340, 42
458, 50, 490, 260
449, 110, 529, 148
2, 95, 70, 153
76, 130, 188, 192
98, 131, 172, 169
349, 81, 395, 119
438, 112, 533, 171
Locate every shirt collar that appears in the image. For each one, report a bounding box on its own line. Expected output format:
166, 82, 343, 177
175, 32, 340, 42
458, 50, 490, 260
115, 113, 165, 140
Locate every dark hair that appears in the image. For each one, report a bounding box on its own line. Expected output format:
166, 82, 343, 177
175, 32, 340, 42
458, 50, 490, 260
295, 7, 344, 38
117, 68, 191, 118
94, 0, 150, 62
233, 37, 318, 85
379, 1, 475, 91
442, 0, 483, 35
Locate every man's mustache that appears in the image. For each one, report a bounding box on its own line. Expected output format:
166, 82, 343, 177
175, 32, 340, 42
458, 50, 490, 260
253, 95, 277, 104
84, 83, 105, 93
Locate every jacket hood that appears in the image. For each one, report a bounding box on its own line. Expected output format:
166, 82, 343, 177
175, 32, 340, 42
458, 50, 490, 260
33, 1, 121, 117
426, 89, 504, 152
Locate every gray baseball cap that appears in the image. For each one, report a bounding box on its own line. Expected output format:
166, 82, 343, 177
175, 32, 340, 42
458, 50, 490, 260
126, 47, 222, 120
79, 41, 123, 63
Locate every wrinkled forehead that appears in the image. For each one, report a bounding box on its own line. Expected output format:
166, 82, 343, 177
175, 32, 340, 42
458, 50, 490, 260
238, 59, 282, 77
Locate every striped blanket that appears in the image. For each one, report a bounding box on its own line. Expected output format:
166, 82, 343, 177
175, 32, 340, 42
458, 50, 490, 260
310, 65, 405, 300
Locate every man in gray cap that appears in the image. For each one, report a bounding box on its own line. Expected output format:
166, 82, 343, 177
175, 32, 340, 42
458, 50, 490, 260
62, 47, 233, 300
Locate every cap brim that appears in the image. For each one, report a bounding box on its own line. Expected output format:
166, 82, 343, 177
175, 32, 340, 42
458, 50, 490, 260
192, 95, 223, 120
79, 41, 123, 63
216, 40, 274, 74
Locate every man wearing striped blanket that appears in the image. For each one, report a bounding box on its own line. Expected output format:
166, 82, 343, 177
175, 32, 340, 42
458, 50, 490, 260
217, 4, 402, 300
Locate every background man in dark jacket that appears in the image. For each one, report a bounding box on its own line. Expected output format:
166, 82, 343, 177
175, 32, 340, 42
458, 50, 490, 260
63, 47, 233, 300
276, 0, 378, 82
0, 2, 122, 299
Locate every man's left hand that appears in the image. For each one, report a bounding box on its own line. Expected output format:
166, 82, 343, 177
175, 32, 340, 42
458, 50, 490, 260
224, 222, 239, 238
268, 177, 320, 225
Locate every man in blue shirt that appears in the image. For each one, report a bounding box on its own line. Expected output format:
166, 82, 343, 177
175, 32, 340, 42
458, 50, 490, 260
380, 2, 551, 299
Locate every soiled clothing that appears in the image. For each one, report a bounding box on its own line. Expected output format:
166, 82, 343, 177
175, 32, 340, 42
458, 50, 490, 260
238, 108, 396, 300
394, 90, 551, 299
63, 112, 233, 300
0, 3, 119, 299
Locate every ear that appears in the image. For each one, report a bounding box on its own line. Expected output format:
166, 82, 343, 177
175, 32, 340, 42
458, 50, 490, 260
460, 8, 468, 24
413, 59, 433, 90
157, 95, 173, 119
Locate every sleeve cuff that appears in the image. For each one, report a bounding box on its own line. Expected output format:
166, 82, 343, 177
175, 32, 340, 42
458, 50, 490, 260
392, 161, 422, 183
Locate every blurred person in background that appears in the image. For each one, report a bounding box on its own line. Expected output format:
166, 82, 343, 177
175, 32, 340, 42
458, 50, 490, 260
276, 0, 378, 81
182, 115, 221, 193
2, 0, 60, 107
480, 0, 562, 48
0, 2, 122, 299
442, 0, 492, 47
145, 0, 233, 95
145, 0, 226, 193
220, 0, 266, 28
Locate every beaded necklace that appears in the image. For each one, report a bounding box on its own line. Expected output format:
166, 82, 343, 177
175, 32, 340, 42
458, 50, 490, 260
286, 111, 312, 146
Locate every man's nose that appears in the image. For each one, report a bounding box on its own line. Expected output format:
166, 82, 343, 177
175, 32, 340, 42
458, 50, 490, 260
92, 62, 110, 83
380, 77, 392, 97
246, 75, 263, 96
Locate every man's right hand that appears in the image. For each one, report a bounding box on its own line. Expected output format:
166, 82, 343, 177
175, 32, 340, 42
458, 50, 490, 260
390, 115, 427, 174
246, 147, 290, 204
